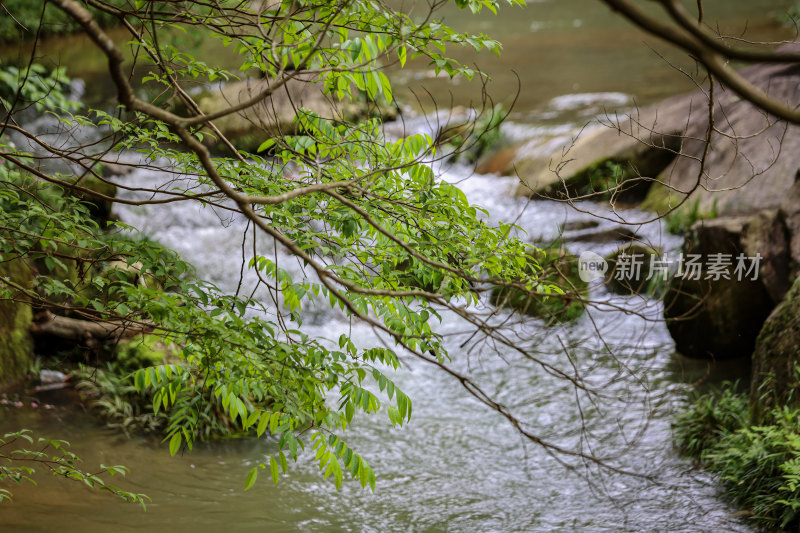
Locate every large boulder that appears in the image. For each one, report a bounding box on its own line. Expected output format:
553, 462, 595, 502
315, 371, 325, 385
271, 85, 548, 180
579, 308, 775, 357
515, 122, 681, 203
644, 59, 800, 217
750, 275, 800, 422
512, 44, 800, 217
779, 176, 800, 275
664, 212, 790, 359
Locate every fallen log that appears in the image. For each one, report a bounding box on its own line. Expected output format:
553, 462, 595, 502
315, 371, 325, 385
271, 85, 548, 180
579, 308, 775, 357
30, 312, 150, 346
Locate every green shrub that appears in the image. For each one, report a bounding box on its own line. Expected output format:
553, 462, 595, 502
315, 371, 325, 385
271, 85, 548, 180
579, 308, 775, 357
75, 360, 245, 440
673, 385, 748, 457
114, 335, 174, 372
674, 386, 800, 530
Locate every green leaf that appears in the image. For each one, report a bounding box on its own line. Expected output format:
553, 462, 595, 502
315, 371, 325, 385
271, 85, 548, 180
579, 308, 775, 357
244, 467, 258, 490
256, 412, 270, 437
269, 456, 280, 485
168, 433, 181, 456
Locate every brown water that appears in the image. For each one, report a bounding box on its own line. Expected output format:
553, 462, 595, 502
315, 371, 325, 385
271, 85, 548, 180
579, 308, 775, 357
0, 1, 794, 531
1, 0, 793, 116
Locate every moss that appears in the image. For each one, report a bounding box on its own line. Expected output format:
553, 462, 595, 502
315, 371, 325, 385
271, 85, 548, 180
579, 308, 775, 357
640, 181, 675, 214
750, 276, 800, 423
0, 259, 34, 386
641, 186, 719, 235
490, 248, 588, 324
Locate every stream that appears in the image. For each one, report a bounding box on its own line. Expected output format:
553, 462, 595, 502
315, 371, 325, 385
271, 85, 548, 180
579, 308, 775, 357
1, 0, 795, 530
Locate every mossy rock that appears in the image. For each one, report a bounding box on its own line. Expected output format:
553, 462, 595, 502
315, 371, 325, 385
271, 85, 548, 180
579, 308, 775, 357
113, 335, 176, 372
0, 258, 34, 386
750, 275, 800, 422
539, 158, 652, 203
604, 243, 664, 296
640, 181, 677, 215
490, 248, 588, 324
641, 186, 719, 235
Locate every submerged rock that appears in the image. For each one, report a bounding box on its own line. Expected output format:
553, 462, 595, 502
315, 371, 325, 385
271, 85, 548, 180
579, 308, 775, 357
565, 226, 638, 244
560, 220, 600, 232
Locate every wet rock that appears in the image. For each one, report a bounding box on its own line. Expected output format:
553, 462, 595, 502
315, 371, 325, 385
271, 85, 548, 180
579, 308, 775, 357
604, 243, 662, 295
750, 275, 800, 422
512, 44, 800, 217
663, 213, 790, 359
565, 226, 639, 244
475, 143, 523, 175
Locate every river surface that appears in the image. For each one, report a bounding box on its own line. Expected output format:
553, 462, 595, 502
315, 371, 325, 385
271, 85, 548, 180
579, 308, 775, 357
1, 0, 793, 531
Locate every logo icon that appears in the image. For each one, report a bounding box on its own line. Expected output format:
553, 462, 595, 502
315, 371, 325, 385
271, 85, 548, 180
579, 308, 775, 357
578, 251, 608, 282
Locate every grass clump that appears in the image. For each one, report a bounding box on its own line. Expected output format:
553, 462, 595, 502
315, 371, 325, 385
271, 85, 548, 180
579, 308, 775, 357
674, 384, 800, 530
664, 198, 718, 235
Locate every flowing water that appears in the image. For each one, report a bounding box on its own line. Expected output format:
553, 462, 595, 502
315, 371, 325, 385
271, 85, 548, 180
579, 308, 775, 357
1, 0, 794, 530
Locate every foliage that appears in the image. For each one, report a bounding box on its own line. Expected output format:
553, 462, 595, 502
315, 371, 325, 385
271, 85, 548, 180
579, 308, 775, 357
674, 386, 800, 530
664, 198, 718, 235
0, 0, 544, 495
0, 63, 79, 113
776, 2, 800, 26
0, 1, 119, 43
490, 248, 586, 324
75, 359, 245, 440
673, 384, 748, 458
0, 429, 148, 507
